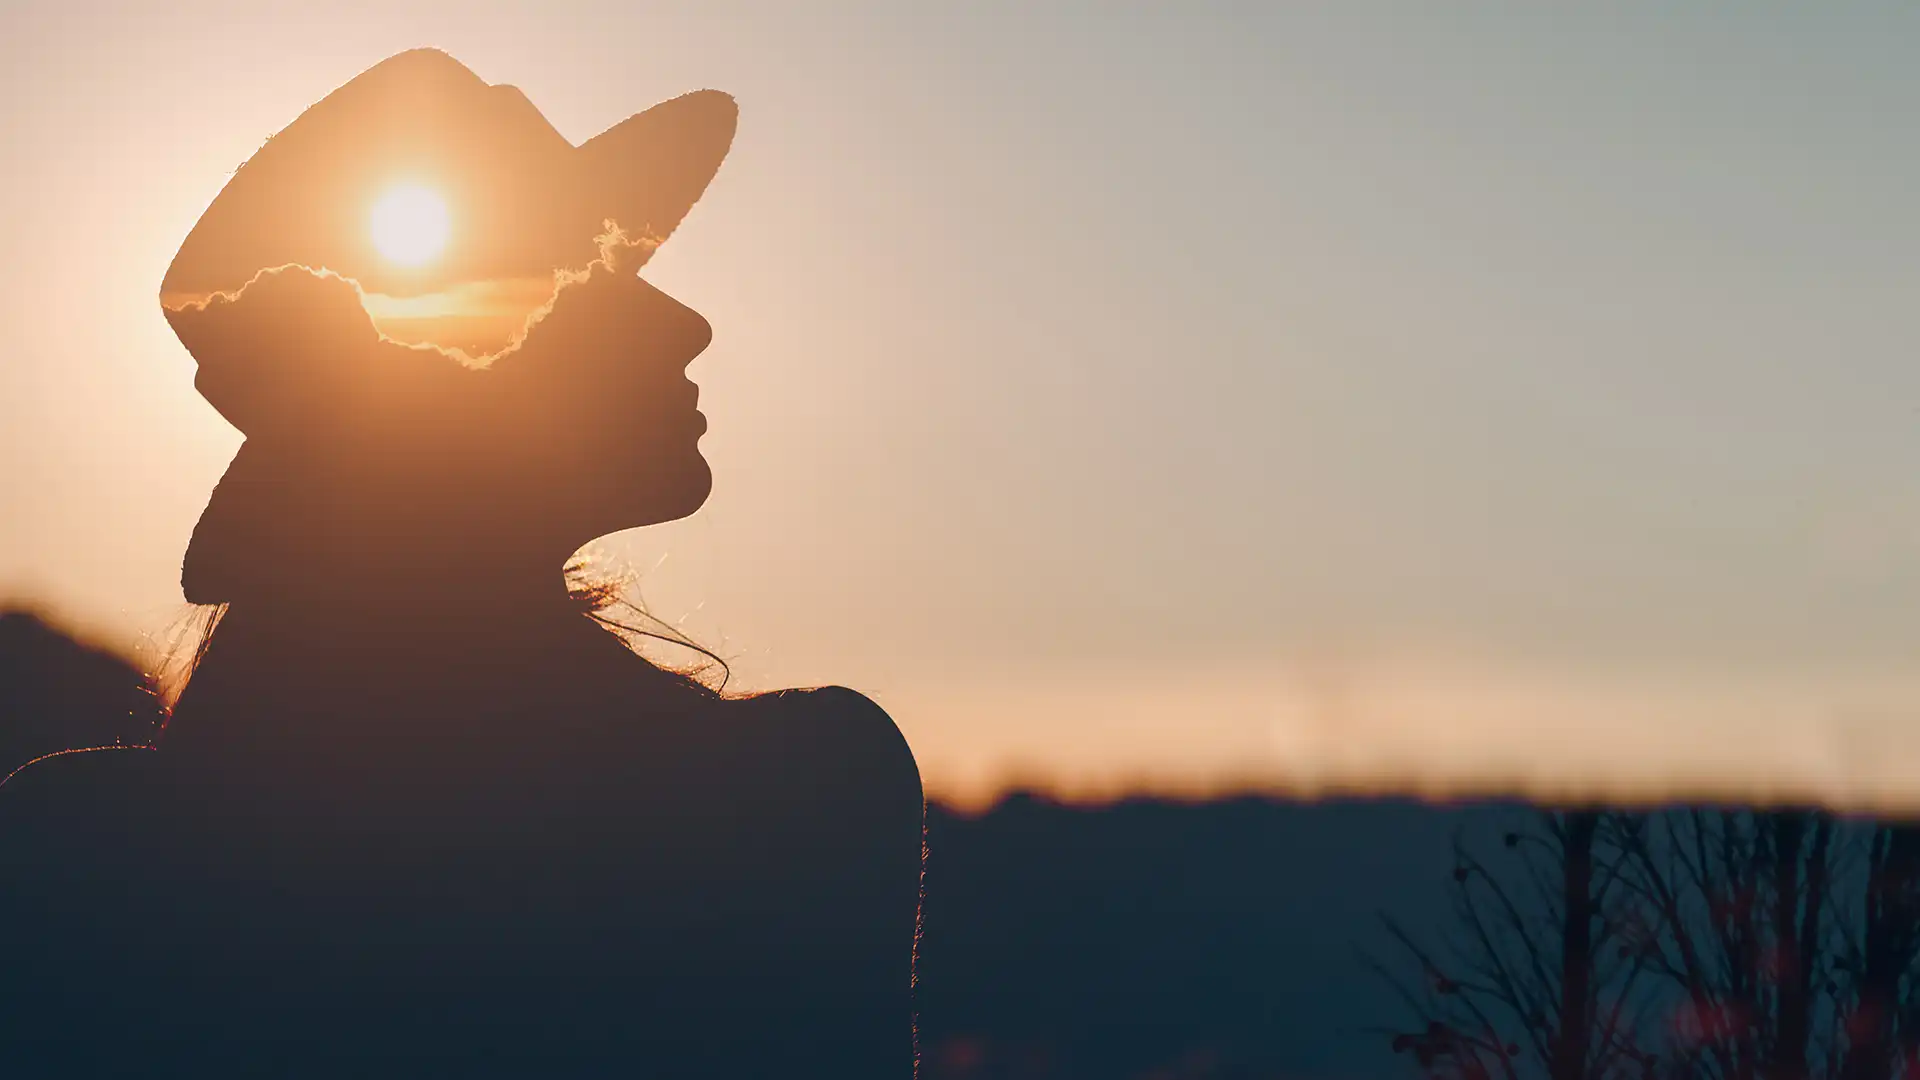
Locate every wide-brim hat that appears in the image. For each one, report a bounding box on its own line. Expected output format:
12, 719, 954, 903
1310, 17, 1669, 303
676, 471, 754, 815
161, 47, 735, 308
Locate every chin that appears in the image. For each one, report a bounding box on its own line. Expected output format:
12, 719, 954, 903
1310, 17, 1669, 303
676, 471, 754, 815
653, 454, 713, 523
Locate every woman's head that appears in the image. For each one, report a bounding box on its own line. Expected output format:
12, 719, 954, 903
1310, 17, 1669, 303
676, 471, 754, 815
155, 50, 737, 608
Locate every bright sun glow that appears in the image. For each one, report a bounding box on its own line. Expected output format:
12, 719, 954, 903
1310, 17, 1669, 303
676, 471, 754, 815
369, 184, 450, 266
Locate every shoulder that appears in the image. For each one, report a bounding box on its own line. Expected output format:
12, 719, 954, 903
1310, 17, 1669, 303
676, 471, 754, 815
730, 686, 923, 811
738, 686, 917, 770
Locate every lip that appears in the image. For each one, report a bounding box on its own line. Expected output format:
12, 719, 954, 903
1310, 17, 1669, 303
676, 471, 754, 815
681, 380, 704, 434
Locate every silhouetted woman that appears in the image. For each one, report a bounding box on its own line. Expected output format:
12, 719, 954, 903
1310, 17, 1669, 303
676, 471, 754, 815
0, 50, 924, 1078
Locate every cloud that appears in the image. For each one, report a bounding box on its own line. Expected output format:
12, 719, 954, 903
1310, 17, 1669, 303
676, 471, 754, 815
160, 217, 668, 371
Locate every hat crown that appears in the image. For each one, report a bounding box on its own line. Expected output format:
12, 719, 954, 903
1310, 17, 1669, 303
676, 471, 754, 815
161, 49, 735, 304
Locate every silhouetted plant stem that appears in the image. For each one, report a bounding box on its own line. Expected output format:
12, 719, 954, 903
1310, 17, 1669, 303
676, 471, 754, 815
1374, 808, 1650, 1080
1553, 812, 1599, 1080
1840, 825, 1920, 1080
1769, 810, 1830, 1080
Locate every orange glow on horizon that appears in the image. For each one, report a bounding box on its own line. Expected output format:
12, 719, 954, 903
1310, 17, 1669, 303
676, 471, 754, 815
359, 275, 556, 356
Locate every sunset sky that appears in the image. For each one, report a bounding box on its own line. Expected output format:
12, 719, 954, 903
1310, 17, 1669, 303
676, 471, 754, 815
3, 4, 1918, 807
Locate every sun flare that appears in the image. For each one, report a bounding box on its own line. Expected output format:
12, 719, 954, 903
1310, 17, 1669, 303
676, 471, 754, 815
369, 184, 450, 267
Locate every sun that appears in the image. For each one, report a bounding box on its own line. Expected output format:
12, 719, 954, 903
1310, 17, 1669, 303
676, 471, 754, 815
369, 184, 451, 267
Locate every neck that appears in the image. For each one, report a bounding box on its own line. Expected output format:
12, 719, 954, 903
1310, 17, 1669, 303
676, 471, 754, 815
233, 543, 576, 612
163, 556, 711, 758
251, 580, 580, 633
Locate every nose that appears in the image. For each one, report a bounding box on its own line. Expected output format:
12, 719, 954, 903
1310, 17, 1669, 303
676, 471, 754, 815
628, 277, 712, 366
